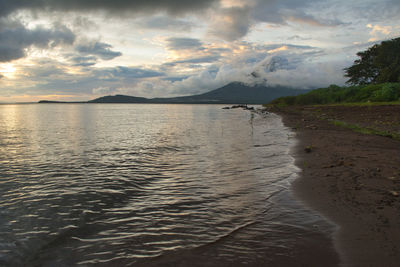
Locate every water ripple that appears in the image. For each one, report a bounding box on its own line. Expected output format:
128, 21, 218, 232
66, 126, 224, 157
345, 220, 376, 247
0, 104, 333, 266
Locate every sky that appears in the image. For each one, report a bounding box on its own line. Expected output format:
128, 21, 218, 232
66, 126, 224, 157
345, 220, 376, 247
0, 0, 399, 102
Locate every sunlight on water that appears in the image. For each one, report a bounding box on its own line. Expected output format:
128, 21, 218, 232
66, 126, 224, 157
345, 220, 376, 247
0, 104, 333, 266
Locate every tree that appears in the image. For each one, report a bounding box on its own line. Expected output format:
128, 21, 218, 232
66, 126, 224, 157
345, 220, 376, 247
344, 37, 400, 85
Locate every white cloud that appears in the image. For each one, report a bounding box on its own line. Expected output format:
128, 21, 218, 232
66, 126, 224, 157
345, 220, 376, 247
264, 61, 348, 89
367, 24, 393, 41
1, 0, 400, 102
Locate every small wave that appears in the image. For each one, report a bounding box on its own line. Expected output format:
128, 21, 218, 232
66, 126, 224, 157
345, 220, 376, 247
0, 104, 316, 266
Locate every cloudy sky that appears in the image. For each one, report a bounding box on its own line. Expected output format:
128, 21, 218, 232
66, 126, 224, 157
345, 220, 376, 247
0, 0, 399, 102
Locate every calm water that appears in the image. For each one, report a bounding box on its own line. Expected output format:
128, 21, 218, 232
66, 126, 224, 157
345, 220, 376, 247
0, 104, 335, 266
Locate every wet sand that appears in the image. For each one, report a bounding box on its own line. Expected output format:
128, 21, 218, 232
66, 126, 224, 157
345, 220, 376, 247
267, 105, 400, 267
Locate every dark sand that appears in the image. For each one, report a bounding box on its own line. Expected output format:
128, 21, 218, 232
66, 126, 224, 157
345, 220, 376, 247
267, 105, 400, 267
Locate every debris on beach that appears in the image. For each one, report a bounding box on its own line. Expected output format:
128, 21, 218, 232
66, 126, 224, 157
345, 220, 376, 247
304, 145, 313, 153
222, 105, 255, 111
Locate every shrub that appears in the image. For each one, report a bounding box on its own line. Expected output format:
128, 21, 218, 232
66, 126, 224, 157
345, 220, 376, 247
370, 84, 400, 102
268, 83, 400, 105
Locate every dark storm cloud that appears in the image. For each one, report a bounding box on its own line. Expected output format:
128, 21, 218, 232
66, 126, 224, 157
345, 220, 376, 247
75, 41, 122, 60
249, 0, 344, 26
211, 6, 253, 41
211, 0, 346, 41
0, 21, 75, 62
0, 0, 218, 17
70, 56, 97, 67
166, 37, 203, 50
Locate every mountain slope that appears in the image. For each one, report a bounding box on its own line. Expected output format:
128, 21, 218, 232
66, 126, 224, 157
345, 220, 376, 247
88, 95, 149, 103
88, 82, 309, 104
182, 82, 306, 104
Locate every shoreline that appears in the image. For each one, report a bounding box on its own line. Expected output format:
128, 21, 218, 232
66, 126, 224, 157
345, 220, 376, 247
267, 105, 400, 267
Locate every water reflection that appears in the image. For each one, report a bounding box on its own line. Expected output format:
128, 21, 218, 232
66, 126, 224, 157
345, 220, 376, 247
0, 104, 334, 266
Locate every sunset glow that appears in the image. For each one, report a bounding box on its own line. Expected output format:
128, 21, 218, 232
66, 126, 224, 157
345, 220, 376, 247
0, 64, 17, 78
0, 0, 399, 102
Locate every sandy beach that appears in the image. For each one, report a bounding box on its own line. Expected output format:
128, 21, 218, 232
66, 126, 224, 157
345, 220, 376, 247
267, 105, 400, 267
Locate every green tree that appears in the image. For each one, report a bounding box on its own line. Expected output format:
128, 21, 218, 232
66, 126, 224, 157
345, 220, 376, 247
344, 37, 400, 85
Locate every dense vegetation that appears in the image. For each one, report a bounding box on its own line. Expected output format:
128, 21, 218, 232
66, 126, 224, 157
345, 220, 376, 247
345, 37, 400, 85
269, 83, 400, 106
270, 37, 400, 106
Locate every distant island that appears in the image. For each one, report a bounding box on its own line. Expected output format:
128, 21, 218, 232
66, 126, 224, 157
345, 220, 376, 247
39, 82, 309, 104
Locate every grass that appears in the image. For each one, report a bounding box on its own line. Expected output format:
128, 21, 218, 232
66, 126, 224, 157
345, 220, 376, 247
264, 84, 400, 141
264, 100, 400, 110
317, 101, 400, 107
331, 120, 400, 141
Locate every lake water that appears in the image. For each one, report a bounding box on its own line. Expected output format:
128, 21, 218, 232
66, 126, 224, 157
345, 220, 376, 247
0, 104, 336, 266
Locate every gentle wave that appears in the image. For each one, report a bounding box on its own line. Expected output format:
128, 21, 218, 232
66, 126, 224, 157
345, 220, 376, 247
0, 104, 332, 266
